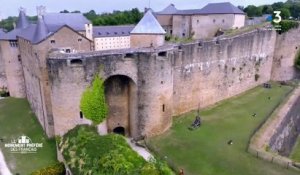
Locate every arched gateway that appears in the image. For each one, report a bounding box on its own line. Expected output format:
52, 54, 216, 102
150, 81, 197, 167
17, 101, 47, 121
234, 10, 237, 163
104, 75, 138, 137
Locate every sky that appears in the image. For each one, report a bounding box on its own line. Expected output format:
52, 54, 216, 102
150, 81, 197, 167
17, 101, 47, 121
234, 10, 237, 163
0, 0, 284, 18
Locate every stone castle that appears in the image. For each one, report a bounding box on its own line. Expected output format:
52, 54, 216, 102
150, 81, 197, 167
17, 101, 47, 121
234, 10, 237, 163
0, 4, 299, 139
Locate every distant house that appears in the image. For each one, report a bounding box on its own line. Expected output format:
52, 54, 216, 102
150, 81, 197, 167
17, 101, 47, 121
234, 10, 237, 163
93, 25, 134, 51
156, 2, 245, 39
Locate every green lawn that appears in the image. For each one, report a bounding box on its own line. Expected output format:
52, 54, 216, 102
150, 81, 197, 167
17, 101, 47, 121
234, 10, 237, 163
148, 83, 299, 175
290, 137, 300, 162
0, 98, 57, 174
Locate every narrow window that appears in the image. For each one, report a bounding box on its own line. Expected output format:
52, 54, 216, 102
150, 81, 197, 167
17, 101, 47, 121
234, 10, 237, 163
158, 51, 167, 57
162, 104, 165, 112
80, 111, 83, 119
70, 59, 83, 65
18, 55, 21, 62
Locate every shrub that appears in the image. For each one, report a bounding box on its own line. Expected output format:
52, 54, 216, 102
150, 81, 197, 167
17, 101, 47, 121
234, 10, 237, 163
80, 75, 108, 124
272, 20, 299, 34
59, 125, 174, 175
30, 162, 65, 175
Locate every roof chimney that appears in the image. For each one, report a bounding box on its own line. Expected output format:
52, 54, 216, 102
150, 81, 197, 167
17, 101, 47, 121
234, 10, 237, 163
36, 6, 46, 17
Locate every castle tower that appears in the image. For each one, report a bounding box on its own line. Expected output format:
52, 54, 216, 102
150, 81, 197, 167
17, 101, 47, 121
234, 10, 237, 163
0, 8, 27, 98
32, 16, 49, 43
16, 8, 29, 29
130, 10, 166, 48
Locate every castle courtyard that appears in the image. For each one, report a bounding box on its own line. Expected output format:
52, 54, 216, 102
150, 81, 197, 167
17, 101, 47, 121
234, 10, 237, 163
0, 98, 57, 174
148, 82, 299, 175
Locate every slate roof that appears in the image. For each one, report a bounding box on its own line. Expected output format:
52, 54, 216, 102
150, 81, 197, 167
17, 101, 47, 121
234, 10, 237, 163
16, 10, 29, 29
43, 13, 91, 31
156, 4, 178, 15
0, 12, 91, 43
156, 2, 244, 15
131, 10, 166, 35
93, 25, 134, 38
32, 16, 49, 43
198, 2, 244, 14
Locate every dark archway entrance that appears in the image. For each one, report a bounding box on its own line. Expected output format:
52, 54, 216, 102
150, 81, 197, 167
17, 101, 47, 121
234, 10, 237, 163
104, 75, 137, 137
113, 127, 125, 135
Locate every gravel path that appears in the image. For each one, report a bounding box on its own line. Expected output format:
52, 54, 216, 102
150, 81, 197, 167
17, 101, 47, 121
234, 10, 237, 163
0, 148, 12, 175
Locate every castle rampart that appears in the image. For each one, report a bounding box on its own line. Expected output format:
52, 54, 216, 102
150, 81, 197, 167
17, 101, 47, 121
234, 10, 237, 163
47, 29, 282, 138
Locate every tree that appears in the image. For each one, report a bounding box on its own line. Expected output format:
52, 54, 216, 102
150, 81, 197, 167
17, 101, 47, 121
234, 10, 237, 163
80, 75, 108, 125
279, 8, 291, 19
262, 5, 273, 14
71, 10, 81, 13
244, 5, 263, 17
60, 10, 69, 13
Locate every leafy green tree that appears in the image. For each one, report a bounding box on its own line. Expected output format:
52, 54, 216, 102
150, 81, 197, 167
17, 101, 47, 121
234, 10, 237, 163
262, 5, 273, 14
279, 8, 291, 19
80, 75, 108, 124
244, 5, 263, 17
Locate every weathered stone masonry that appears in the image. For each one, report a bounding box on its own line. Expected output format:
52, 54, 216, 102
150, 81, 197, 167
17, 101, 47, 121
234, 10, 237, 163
48, 29, 282, 138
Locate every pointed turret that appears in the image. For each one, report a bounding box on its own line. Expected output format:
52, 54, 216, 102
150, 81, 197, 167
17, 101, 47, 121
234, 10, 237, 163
16, 8, 29, 29
131, 10, 166, 35
130, 10, 166, 48
32, 16, 49, 43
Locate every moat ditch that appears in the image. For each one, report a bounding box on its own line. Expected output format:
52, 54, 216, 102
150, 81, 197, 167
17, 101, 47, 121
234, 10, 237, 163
269, 95, 300, 157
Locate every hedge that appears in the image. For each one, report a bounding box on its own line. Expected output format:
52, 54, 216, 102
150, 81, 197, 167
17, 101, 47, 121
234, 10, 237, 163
30, 162, 65, 175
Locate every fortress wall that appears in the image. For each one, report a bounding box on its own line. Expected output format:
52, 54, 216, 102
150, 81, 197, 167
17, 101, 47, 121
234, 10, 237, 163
172, 30, 277, 115
18, 27, 92, 137
48, 53, 139, 136
48, 29, 278, 137
269, 91, 300, 157
271, 27, 300, 81
19, 38, 47, 134
0, 44, 7, 90
0, 41, 26, 97
136, 52, 174, 137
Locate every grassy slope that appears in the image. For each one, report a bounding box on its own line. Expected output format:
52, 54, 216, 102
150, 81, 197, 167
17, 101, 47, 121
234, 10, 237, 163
290, 137, 300, 162
0, 98, 57, 174
149, 83, 299, 175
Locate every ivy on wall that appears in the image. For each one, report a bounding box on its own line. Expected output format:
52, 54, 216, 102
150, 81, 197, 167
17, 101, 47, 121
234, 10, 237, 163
80, 75, 108, 124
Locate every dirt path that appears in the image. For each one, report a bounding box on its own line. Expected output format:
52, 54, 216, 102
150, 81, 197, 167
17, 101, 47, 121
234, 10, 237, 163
126, 138, 153, 161
0, 148, 12, 175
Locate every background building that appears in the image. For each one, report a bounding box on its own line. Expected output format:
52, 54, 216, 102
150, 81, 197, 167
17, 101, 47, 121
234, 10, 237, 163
156, 2, 245, 39
93, 25, 134, 51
